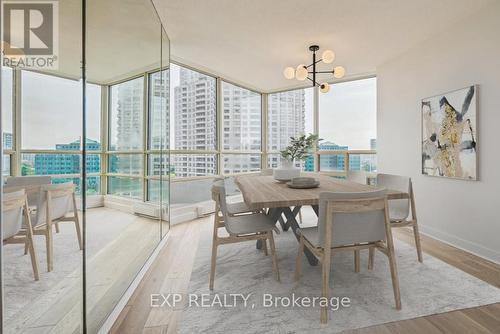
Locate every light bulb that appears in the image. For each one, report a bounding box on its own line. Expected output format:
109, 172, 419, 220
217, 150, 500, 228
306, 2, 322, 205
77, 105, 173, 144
295, 64, 308, 81
283, 67, 295, 79
322, 50, 335, 64
333, 66, 346, 79
320, 82, 330, 93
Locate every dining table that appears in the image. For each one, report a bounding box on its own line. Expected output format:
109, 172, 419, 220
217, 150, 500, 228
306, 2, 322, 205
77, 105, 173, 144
234, 173, 409, 266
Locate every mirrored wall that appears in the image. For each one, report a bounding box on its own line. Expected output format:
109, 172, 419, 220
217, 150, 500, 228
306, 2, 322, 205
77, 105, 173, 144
0, 0, 170, 333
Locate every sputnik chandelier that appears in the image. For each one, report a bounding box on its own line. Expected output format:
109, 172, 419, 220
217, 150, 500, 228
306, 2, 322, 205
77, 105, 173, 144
283, 45, 345, 93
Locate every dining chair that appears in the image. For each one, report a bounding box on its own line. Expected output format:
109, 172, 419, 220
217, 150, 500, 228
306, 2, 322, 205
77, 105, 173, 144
212, 178, 258, 216
2, 189, 40, 281
5, 175, 51, 207
347, 170, 367, 185
209, 180, 280, 290
368, 173, 422, 269
31, 182, 83, 272
294, 189, 401, 323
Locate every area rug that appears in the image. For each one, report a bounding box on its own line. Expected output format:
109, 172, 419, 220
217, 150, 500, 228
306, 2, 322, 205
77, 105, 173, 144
178, 221, 500, 333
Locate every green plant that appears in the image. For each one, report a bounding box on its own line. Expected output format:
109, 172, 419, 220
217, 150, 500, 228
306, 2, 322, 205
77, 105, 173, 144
280, 134, 319, 162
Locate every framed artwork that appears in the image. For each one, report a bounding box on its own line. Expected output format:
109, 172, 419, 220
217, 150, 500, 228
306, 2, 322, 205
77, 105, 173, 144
421, 85, 477, 180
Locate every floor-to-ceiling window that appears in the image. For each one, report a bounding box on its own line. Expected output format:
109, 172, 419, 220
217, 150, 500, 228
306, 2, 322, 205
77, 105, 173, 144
221, 81, 262, 174
1, 67, 13, 176
318, 77, 377, 174
267, 87, 314, 170
107, 77, 145, 199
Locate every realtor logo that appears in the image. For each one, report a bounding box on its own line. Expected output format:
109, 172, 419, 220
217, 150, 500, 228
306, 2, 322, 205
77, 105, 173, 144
2, 1, 59, 69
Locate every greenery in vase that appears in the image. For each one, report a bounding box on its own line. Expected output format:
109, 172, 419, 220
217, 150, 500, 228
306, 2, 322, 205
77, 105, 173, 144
280, 134, 319, 163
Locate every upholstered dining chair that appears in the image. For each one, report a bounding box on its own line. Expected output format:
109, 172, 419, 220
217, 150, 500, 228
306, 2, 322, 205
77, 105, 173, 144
2, 189, 40, 281
209, 180, 280, 290
31, 182, 82, 272
212, 177, 257, 216
5, 175, 51, 207
368, 173, 422, 269
294, 189, 401, 324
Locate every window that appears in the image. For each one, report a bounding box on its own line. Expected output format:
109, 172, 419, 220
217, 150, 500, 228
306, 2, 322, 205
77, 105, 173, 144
267, 87, 314, 170
2, 67, 13, 150
170, 64, 216, 151
223, 154, 260, 174
169, 64, 216, 178
318, 77, 377, 172
149, 70, 169, 150
222, 81, 261, 153
21, 71, 101, 150
319, 77, 376, 150
109, 77, 144, 151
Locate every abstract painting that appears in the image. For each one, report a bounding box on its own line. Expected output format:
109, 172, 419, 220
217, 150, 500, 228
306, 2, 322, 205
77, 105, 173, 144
421, 86, 477, 180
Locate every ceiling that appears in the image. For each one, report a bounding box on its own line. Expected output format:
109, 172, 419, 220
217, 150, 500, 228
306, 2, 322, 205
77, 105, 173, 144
37, 0, 168, 84
154, 0, 493, 92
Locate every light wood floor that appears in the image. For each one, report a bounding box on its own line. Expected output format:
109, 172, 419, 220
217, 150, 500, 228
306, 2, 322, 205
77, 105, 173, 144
110, 216, 500, 334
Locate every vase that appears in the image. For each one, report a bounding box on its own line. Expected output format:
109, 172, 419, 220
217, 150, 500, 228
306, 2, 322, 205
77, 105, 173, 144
273, 159, 301, 181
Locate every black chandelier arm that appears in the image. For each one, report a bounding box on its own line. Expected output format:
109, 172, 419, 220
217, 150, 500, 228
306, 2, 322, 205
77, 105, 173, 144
306, 76, 320, 86
305, 59, 323, 68
308, 70, 335, 74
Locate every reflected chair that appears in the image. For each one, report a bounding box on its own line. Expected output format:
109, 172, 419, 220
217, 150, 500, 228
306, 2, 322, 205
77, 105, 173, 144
294, 189, 401, 323
209, 180, 280, 290
31, 182, 83, 272
368, 174, 422, 269
5, 176, 51, 208
2, 189, 40, 281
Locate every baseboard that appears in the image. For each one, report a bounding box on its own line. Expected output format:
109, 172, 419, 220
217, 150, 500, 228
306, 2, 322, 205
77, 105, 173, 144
419, 224, 500, 265
97, 232, 170, 333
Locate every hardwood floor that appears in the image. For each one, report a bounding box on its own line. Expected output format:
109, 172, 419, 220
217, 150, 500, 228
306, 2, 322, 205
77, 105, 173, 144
111, 217, 500, 334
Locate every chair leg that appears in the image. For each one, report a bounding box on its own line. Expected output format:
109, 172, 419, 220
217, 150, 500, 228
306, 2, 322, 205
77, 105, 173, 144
46, 228, 54, 272
54, 222, 60, 233
368, 247, 375, 270
73, 217, 83, 250
262, 238, 268, 256
294, 235, 305, 281
209, 241, 218, 290
27, 237, 40, 281
412, 223, 423, 263
268, 232, 280, 282
298, 209, 303, 224
354, 249, 360, 273
320, 250, 331, 324
24, 238, 29, 255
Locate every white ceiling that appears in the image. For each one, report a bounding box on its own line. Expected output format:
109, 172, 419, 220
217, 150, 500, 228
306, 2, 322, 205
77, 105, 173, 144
154, 0, 493, 92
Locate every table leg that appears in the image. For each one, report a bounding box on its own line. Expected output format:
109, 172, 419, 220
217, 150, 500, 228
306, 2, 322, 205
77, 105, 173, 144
282, 206, 318, 266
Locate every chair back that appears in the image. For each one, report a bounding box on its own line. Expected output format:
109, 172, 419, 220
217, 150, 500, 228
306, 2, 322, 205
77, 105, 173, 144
317, 189, 388, 248
347, 171, 367, 184
34, 182, 75, 226
260, 169, 274, 176
2, 189, 27, 240
376, 173, 411, 221
211, 180, 228, 219
4, 176, 50, 206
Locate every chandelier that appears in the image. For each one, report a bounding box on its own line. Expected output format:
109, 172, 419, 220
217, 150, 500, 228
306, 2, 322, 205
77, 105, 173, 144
283, 45, 345, 93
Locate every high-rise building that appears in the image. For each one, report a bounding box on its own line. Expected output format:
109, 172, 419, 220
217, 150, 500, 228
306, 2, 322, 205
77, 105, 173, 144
173, 67, 217, 177
370, 138, 377, 150
305, 141, 361, 172
3, 132, 13, 150
34, 138, 101, 175
221, 82, 262, 174
267, 90, 305, 168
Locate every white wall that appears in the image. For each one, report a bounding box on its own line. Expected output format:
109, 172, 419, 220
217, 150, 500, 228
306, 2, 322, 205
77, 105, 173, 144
377, 2, 500, 263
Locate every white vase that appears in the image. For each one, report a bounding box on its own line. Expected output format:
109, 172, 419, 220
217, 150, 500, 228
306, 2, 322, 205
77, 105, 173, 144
273, 159, 301, 181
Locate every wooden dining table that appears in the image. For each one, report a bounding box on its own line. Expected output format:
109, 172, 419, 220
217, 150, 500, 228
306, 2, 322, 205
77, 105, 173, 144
235, 173, 409, 265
